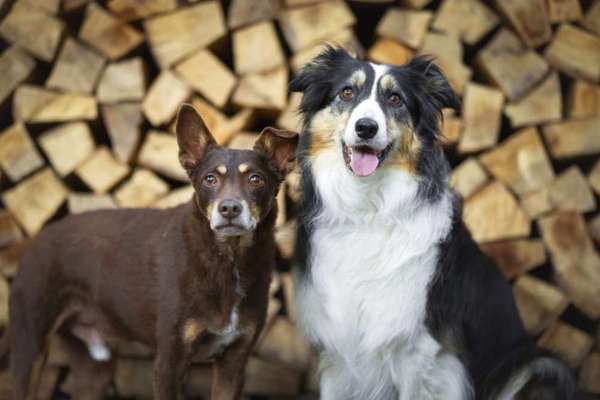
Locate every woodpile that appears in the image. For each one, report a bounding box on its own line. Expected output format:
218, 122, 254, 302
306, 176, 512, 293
0, 0, 599, 398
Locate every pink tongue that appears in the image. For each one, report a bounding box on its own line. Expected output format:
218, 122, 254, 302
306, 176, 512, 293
350, 150, 379, 177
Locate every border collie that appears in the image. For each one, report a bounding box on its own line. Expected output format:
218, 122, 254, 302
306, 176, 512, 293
289, 47, 577, 400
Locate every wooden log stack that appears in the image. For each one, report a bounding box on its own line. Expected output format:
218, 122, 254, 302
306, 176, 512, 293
0, 0, 599, 398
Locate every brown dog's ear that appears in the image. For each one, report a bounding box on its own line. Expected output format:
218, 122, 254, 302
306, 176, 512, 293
175, 104, 216, 176
254, 127, 299, 176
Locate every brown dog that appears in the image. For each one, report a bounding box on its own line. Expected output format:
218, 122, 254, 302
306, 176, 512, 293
4, 104, 298, 400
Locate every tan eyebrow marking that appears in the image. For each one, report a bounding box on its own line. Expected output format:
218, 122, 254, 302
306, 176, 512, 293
380, 75, 397, 91
349, 70, 367, 87
238, 163, 249, 173
216, 165, 227, 175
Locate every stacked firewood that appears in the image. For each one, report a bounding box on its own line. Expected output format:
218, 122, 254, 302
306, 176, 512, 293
0, 0, 599, 398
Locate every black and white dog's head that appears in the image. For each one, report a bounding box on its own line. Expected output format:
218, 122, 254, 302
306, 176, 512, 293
290, 48, 460, 217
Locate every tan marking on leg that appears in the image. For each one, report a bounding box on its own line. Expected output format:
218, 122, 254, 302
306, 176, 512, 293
238, 163, 249, 174
216, 165, 227, 175
182, 319, 203, 345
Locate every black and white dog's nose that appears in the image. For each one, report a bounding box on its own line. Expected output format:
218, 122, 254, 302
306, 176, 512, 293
355, 118, 378, 139
218, 199, 242, 219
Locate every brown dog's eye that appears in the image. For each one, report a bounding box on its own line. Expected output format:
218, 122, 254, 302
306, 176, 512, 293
340, 87, 354, 102
203, 174, 218, 187
248, 174, 264, 187
389, 93, 402, 107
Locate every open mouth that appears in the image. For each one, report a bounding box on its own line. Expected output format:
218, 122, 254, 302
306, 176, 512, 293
342, 142, 393, 177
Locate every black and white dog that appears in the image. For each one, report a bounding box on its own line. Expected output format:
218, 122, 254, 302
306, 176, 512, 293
289, 47, 578, 400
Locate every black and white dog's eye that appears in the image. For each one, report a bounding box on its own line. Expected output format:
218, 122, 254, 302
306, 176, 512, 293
388, 93, 402, 107
340, 87, 354, 102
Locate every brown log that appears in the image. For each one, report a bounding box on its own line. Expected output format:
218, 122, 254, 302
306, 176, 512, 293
152, 185, 194, 208
589, 159, 600, 196
476, 29, 549, 101
419, 32, 471, 95
142, 70, 191, 127
0, 210, 22, 249
188, 97, 255, 145
457, 83, 504, 153
1, 168, 67, 236
568, 80, 600, 119
276, 183, 287, 227
290, 28, 362, 71
504, 72, 562, 128
175, 49, 236, 108
279, 0, 356, 52
480, 239, 546, 280
143, 1, 226, 68
579, 353, 600, 394
463, 181, 531, 243
79, 3, 143, 60
232, 67, 288, 111
62, 0, 92, 11
13, 85, 98, 123
494, 0, 552, 48
114, 168, 169, 208
441, 109, 462, 145
547, 166, 596, 213
478, 127, 555, 195
244, 357, 302, 396
38, 122, 96, 177
67, 192, 117, 214
228, 132, 258, 150
276, 93, 303, 133
21, 0, 61, 14
0, 46, 35, 105
376, 8, 432, 49
544, 23, 600, 82
0, 243, 23, 278
520, 188, 553, 219
75, 146, 130, 194
107, 0, 177, 21
96, 58, 145, 104
588, 214, 600, 244
538, 321, 593, 368
281, 272, 296, 321
227, 0, 281, 30
449, 157, 488, 199
431, 0, 498, 45
233, 21, 285, 75
0, 1, 64, 61
367, 38, 414, 66
542, 116, 600, 159
255, 316, 312, 372
513, 274, 569, 336
582, 0, 600, 36
101, 102, 143, 164
138, 130, 187, 182
546, 0, 583, 22
0, 122, 44, 182
46, 38, 106, 94
539, 212, 600, 318
286, 166, 302, 204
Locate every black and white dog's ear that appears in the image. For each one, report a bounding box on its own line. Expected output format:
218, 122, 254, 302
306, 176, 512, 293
289, 46, 354, 114
406, 56, 461, 112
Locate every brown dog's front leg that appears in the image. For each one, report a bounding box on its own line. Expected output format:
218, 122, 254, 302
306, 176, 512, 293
211, 334, 256, 400
153, 337, 189, 400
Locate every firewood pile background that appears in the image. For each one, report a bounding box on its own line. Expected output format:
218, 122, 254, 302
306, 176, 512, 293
0, 0, 599, 398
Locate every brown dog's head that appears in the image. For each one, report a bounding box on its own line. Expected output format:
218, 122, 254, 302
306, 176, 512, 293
175, 104, 298, 239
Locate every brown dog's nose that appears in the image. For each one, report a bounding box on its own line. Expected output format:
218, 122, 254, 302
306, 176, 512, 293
218, 199, 242, 219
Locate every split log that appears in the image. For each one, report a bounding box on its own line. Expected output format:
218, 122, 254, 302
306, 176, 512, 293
63, 0, 92, 11
367, 38, 414, 66
79, 3, 144, 60
107, 0, 178, 21
0, 46, 35, 105
255, 316, 312, 372
227, 0, 281, 30
0, 122, 44, 182
478, 127, 555, 195
589, 160, 600, 196
143, 1, 226, 68
114, 168, 169, 208
21, 0, 61, 14
38, 122, 96, 177
546, 0, 583, 22
521, 188, 553, 219
188, 97, 255, 145
538, 322, 593, 368
568, 80, 600, 119
275, 221, 297, 262
0, 243, 22, 278
281, 273, 296, 322
449, 157, 488, 199
493, 0, 552, 48
244, 357, 302, 396
101, 102, 143, 164
0, 210, 23, 248
233, 21, 285, 75
175, 49, 236, 108
67, 192, 117, 214
457, 83, 504, 153
463, 181, 531, 243
46, 38, 106, 94
276, 184, 287, 227
278, 0, 356, 52
476, 29, 549, 101
75, 146, 130, 194
13, 85, 98, 123
152, 185, 194, 208
419, 32, 471, 95
579, 353, 600, 394
480, 239, 546, 280
1, 168, 67, 236
588, 215, 600, 244
539, 212, 600, 318
142, 71, 191, 126
542, 116, 600, 159
0, 1, 64, 61
286, 166, 302, 204
0, 276, 7, 325
401, 0, 432, 7
504, 72, 562, 128
228, 132, 258, 150
441, 109, 462, 145
582, 0, 600, 36
547, 166, 596, 213
138, 130, 187, 181
96, 58, 145, 104
376, 8, 432, 49
544, 24, 600, 82
290, 28, 361, 71
513, 274, 569, 335
232, 67, 288, 111
276, 92, 303, 133
431, 0, 498, 45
